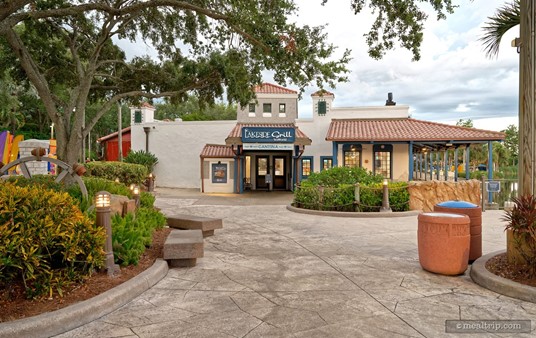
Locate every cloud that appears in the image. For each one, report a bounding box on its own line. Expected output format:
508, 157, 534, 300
291, 0, 520, 131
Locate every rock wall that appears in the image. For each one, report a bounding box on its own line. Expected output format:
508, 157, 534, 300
408, 180, 481, 212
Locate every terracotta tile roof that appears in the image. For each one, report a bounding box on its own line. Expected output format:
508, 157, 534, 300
200, 144, 234, 158
311, 89, 335, 97
141, 102, 155, 109
253, 83, 298, 94
325, 118, 505, 142
97, 126, 131, 143
226, 123, 310, 142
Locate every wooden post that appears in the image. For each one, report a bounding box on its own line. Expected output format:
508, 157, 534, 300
519, 0, 535, 196
354, 183, 360, 211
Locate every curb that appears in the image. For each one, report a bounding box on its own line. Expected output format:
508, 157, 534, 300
286, 204, 421, 218
470, 250, 536, 303
0, 259, 169, 338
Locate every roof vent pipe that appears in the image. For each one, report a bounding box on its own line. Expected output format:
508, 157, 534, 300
386, 92, 396, 106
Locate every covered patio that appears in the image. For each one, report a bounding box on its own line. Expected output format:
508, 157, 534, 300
325, 118, 505, 182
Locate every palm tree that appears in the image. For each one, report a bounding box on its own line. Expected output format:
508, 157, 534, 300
480, 0, 520, 58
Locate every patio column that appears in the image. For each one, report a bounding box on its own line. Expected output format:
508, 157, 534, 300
435, 150, 440, 180
429, 151, 433, 180
488, 141, 493, 203
424, 151, 428, 181
332, 142, 338, 167
444, 149, 448, 181
465, 145, 470, 180
408, 142, 414, 180
454, 147, 459, 182
418, 153, 423, 179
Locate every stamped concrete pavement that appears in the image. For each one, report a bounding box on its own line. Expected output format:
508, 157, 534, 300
58, 189, 536, 337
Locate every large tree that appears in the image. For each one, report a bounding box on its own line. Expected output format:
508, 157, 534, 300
0, 1, 352, 165
0, 1, 457, 165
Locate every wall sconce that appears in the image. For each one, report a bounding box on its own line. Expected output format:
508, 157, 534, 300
95, 191, 118, 277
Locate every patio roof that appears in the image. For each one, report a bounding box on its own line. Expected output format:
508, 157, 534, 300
200, 144, 234, 158
325, 118, 505, 143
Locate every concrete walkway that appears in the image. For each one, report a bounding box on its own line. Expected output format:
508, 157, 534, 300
58, 189, 535, 337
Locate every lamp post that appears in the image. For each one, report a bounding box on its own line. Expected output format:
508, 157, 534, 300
132, 185, 140, 208
147, 173, 154, 192
380, 179, 392, 212
95, 191, 118, 277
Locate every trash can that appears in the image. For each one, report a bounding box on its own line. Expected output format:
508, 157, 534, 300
418, 212, 470, 275
434, 201, 482, 262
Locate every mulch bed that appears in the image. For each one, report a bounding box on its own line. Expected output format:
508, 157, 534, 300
0, 227, 171, 323
485, 252, 536, 287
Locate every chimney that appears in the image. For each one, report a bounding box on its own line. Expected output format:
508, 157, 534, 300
385, 92, 396, 106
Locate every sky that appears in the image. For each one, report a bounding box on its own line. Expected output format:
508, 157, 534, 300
287, 0, 519, 131
117, 0, 519, 132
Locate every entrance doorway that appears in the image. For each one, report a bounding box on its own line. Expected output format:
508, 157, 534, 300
273, 157, 286, 189
256, 156, 269, 189
251, 153, 290, 191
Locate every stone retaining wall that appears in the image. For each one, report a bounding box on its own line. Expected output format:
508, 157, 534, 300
408, 180, 481, 212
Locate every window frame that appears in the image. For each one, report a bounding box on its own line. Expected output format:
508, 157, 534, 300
279, 103, 286, 113
134, 110, 142, 123
373, 144, 393, 179
342, 144, 362, 168
300, 156, 314, 181
318, 100, 327, 115
320, 156, 333, 171
263, 103, 272, 113
248, 103, 256, 113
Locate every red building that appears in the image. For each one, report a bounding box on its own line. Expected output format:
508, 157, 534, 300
97, 126, 131, 161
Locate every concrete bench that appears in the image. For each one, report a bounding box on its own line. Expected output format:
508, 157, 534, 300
163, 229, 204, 267
167, 214, 223, 237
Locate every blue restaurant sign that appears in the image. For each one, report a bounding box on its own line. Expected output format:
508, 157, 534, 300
241, 127, 295, 143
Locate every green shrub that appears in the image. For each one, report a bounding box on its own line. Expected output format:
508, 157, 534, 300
124, 150, 158, 173
85, 161, 148, 186
140, 191, 156, 208
301, 166, 382, 187
111, 207, 166, 266
7, 174, 65, 192
294, 185, 322, 210
294, 180, 410, 212
359, 182, 410, 212
0, 182, 105, 298
321, 185, 355, 211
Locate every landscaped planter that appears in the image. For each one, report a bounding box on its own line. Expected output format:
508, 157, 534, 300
434, 201, 482, 262
417, 212, 470, 275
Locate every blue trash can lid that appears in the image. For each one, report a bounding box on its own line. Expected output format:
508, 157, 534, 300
436, 200, 478, 208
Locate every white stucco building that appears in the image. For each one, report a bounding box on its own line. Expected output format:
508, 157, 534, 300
130, 83, 504, 193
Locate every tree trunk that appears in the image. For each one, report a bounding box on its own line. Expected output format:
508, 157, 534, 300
519, 0, 535, 196
56, 125, 83, 167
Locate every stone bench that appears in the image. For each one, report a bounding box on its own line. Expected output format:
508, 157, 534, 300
163, 229, 204, 267
166, 214, 223, 237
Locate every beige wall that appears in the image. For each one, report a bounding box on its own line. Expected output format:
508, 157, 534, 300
131, 121, 236, 189
202, 158, 235, 193
393, 144, 409, 181
238, 94, 298, 123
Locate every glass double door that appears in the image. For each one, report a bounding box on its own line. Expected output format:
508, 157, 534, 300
256, 156, 287, 190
